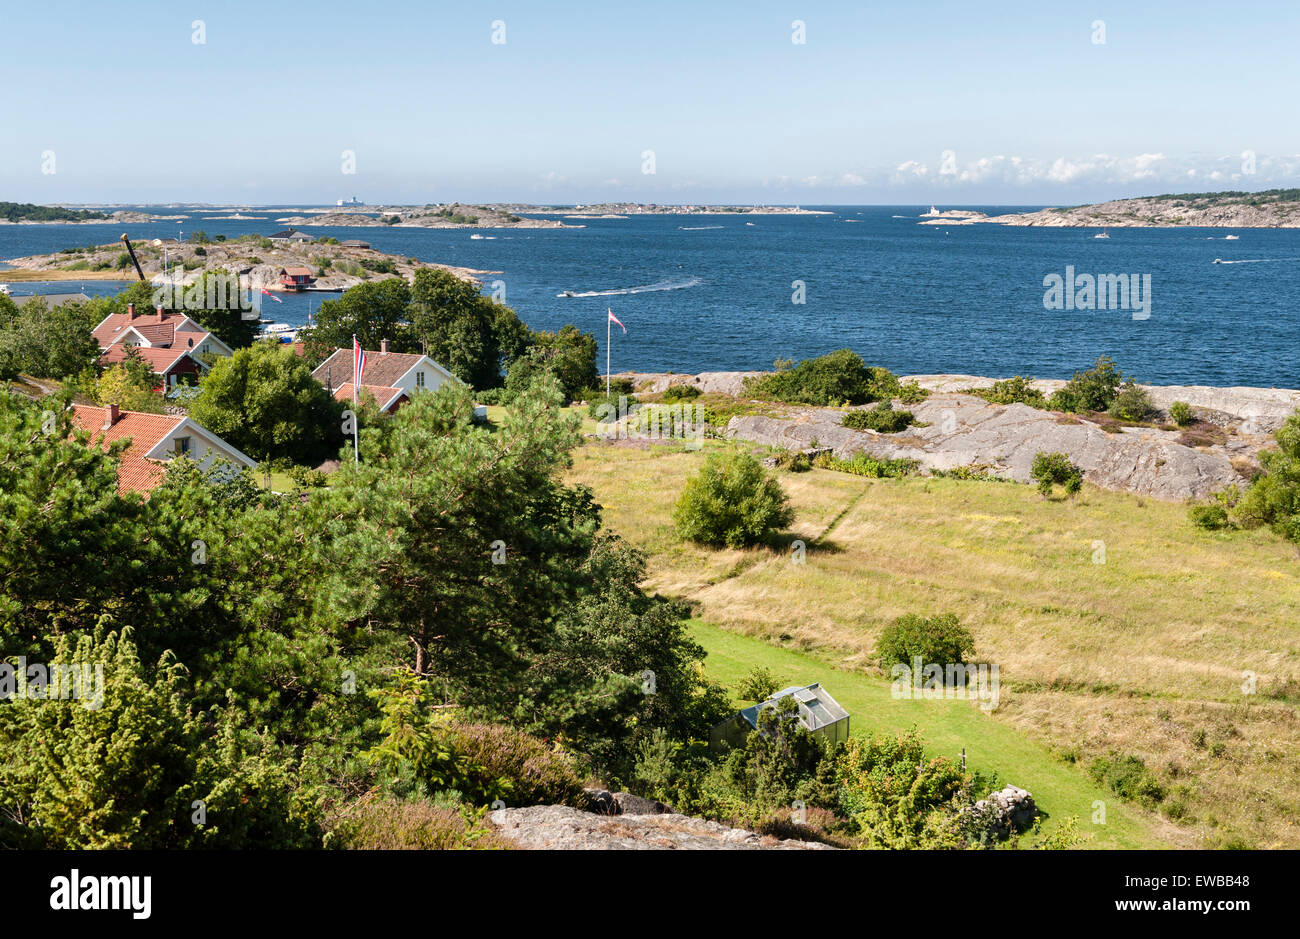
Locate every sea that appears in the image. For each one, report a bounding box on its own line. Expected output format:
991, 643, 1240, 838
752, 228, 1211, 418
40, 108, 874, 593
3, 205, 1297, 388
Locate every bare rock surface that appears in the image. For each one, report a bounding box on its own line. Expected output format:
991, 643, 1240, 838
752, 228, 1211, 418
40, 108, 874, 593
728, 394, 1245, 500
615, 371, 763, 396
488, 805, 833, 850
903, 375, 1300, 433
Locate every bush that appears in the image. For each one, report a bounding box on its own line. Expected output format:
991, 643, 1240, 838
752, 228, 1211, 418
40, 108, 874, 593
1108, 380, 1155, 422
441, 721, 584, 808
1189, 502, 1231, 530
1232, 413, 1300, 543
874, 613, 976, 672
974, 376, 1048, 408
1031, 451, 1084, 497
813, 451, 915, 478
745, 349, 904, 406
660, 383, 701, 403
1088, 753, 1165, 808
330, 798, 510, 849
841, 401, 915, 433
587, 391, 638, 420
1047, 355, 1126, 413
673, 450, 794, 548
737, 666, 780, 703
1169, 401, 1195, 427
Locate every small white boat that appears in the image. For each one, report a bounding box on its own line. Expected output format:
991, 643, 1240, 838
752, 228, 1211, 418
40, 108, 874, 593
0, 284, 9, 295
558, 290, 576, 298
745, 222, 755, 226
1213, 258, 1224, 264
258, 322, 297, 342
1094, 230, 1110, 239
1225, 234, 1240, 240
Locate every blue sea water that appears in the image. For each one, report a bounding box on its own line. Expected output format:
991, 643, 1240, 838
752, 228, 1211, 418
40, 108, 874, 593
3, 205, 1297, 387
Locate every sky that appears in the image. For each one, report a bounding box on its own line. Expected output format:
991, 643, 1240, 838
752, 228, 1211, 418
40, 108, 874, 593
2, 0, 1298, 205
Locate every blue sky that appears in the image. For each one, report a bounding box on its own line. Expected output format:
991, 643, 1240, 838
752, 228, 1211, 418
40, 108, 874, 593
3, 0, 1297, 205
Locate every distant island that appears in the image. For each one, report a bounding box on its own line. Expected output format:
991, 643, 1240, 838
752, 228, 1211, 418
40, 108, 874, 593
0, 201, 113, 224
1, 236, 491, 289
922, 189, 1300, 228
274, 203, 575, 229
513, 202, 832, 216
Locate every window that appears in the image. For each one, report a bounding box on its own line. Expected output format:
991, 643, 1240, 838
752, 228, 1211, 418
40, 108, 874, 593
174, 436, 191, 455
416, 371, 425, 388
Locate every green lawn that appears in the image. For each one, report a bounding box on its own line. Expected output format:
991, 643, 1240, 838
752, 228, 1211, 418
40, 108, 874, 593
691, 620, 1166, 849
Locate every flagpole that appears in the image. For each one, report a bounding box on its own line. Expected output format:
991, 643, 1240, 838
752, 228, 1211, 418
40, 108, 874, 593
352, 333, 359, 466
606, 309, 611, 398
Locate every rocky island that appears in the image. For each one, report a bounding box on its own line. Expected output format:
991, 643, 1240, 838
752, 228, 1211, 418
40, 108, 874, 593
2, 237, 490, 290
274, 203, 576, 229
927, 189, 1300, 228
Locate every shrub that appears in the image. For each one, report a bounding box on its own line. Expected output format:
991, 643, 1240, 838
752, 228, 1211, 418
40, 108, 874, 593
330, 798, 510, 850
737, 666, 780, 703
1231, 413, 1300, 543
442, 721, 584, 808
745, 349, 904, 406
660, 383, 701, 403
814, 451, 915, 478
673, 450, 794, 548
1169, 401, 1195, 427
586, 390, 638, 420
1088, 753, 1166, 808
1190, 502, 1231, 530
1107, 380, 1155, 422
841, 401, 915, 433
1047, 355, 1126, 413
974, 376, 1048, 408
874, 613, 976, 673
1031, 451, 1084, 497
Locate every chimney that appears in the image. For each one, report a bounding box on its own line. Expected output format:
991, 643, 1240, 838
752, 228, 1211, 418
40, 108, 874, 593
102, 404, 120, 430
380, 339, 389, 355
127, 302, 136, 320
156, 305, 166, 320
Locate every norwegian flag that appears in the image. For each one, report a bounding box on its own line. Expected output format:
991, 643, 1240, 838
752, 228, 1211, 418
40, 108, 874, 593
608, 308, 626, 333
353, 335, 366, 386
260, 288, 282, 304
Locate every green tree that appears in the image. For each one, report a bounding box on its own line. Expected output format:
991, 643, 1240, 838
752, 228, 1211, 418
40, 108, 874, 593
300, 278, 415, 364
408, 268, 505, 389
874, 612, 977, 672
0, 628, 320, 848
190, 342, 343, 465
504, 324, 599, 402
673, 450, 794, 548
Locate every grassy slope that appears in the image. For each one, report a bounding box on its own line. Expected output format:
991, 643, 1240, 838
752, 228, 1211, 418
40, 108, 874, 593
566, 427, 1300, 849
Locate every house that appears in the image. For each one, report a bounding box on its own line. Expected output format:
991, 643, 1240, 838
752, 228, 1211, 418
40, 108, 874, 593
311, 340, 456, 413
709, 683, 850, 753
269, 228, 313, 244
339, 239, 370, 249
98, 343, 209, 389
92, 303, 233, 361
328, 383, 409, 414
279, 266, 314, 291
69, 403, 257, 496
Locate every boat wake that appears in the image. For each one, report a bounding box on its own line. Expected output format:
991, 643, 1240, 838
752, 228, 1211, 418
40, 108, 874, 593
678, 225, 723, 230
557, 276, 701, 298
1212, 257, 1300, 265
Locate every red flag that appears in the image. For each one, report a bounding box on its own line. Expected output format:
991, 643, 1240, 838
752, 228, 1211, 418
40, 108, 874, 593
608, 308, 626, 333
353, 336, 367, 385
260, 288, 282, 304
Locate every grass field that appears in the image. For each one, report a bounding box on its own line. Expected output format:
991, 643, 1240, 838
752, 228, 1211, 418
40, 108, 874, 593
567, 427, 1300, 849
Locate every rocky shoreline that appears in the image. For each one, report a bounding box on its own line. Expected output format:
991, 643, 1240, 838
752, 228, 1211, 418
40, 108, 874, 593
615, 370, 1300, 501
919, 192, 1300, 228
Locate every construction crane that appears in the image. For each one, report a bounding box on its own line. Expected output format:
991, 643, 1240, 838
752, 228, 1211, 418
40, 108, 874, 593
119, 233, 146, 281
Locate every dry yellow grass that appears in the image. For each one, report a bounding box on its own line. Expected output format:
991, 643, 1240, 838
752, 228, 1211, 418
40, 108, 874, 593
568, 435, 1300, 848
